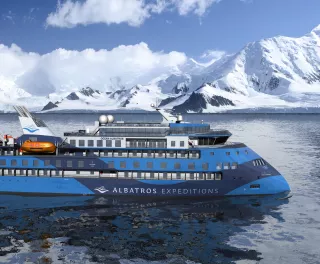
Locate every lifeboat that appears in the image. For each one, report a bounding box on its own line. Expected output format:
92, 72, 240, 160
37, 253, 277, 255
21, 140, 56, 154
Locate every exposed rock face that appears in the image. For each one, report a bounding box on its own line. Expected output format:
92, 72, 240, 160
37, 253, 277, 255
66, 92, 79, 100
42, 102, 58, 111
173, 92, 234, 113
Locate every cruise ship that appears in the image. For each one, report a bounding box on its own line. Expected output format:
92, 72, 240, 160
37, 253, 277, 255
0, 105, 290, 197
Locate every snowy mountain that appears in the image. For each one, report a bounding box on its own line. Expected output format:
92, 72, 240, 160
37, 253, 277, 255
1, 25, 320, 113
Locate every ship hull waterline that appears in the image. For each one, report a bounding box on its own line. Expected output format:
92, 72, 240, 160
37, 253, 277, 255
0, 175, 290, 197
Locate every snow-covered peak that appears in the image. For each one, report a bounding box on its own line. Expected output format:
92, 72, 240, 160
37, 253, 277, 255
311, 24, 320, 35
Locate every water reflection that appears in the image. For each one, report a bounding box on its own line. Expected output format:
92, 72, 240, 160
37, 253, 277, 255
0, 194, 290, 264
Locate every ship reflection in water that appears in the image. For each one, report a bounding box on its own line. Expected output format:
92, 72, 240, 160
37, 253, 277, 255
0, 194, 290, 264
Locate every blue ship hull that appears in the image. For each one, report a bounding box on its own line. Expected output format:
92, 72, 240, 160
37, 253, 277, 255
0, 175, 290, 196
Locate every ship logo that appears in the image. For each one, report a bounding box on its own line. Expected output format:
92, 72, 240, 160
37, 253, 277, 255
23, 125, 39, 133
94, 186, 109, 193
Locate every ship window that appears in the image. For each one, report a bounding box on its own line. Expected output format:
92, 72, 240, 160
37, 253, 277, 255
223, 162, 230, 170
88, 140, 94, 147
67, 160, 73, 168
199, 173, 204, 180
167, 151, 176, 158
215, 173, 222, 180
236, 151, 239, 155
78, 160, 84, 168
210, 152, 214, 156
120, 161, 126, 168
133, 161, 140, 168
97, 140, 103, 147
174, 163, 181, 169
70, 140, 76, 146
216, 162, 222, 170
44, 160, 50, 166
108, 161, 114, 169
106, 140, 112, 147
79, 140, 85, 147
56, 160, 61, 167
226, 152, 230, 156
0, 160, 6, 165
188, 162, 195, 170
245, 150, 249, 154
171, 141, 175, 147
11, 160, 17, 166
202, 163, 208, 170
206, 173, 212, 180
29, 137, 37, 141
231, 162, 238, 169
22, 160, 28, 166
250, 184, 260, 189
147, 162, 153, 169
76, 170, 80, 175
161, 162, 167, 169
180, 141, 185, 147
115, 140, 121, 147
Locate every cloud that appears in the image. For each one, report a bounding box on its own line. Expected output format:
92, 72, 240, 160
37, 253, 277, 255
0, 42, 187, 96
200, 49, 226, 60
2, 10, 15, 24
173, 0, 219, 16
46, 0, 219, 28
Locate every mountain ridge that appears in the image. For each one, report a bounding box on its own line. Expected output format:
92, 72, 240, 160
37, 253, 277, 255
1, 24, 320, 113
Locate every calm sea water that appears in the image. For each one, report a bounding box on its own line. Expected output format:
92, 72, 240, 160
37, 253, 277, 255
0, 113, 320, 264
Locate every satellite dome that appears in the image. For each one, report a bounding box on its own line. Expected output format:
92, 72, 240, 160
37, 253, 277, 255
107, 115, 114, 123
99, 115, 108, 125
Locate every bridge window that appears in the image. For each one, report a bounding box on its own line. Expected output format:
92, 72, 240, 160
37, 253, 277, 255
22, 160, 28, 166
88, 140, 94, 147
174, 162, 181, 169
106, 140, 112, 147
56, 160, 61, 167
250, 184, 260, 189
180, 141, 185, 147
67, 160, 73, 168
0, 160, 6, 165
226, 152, 230, 156
120, 161, 126, 168
210, 152, 214, 156
216, 162, 222, 170
79, 140, 85, 147
97, 140, 103, 147
44, 160, 50, 166
236, 151, 239, 155
115, 140, 121, 147
171, 141, 175, 147
11, 160, 17, 166
70, 140, 76, 146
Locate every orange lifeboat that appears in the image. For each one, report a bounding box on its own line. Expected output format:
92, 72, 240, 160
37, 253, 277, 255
21, 140, 56, 154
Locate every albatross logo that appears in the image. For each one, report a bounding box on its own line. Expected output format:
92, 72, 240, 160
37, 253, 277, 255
94, 186, 109, 193
23, 125, 39, 133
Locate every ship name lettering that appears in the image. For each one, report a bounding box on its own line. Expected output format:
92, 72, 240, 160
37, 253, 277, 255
161, 188, 218, 195
100, 137, 124, 140
112, 187, 156, 194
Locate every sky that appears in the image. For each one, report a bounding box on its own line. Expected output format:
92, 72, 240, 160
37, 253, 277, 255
1, 0, 320, 58
0, 0, 319, 97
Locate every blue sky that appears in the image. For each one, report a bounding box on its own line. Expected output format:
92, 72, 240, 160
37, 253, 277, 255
0, 0, 320, 58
